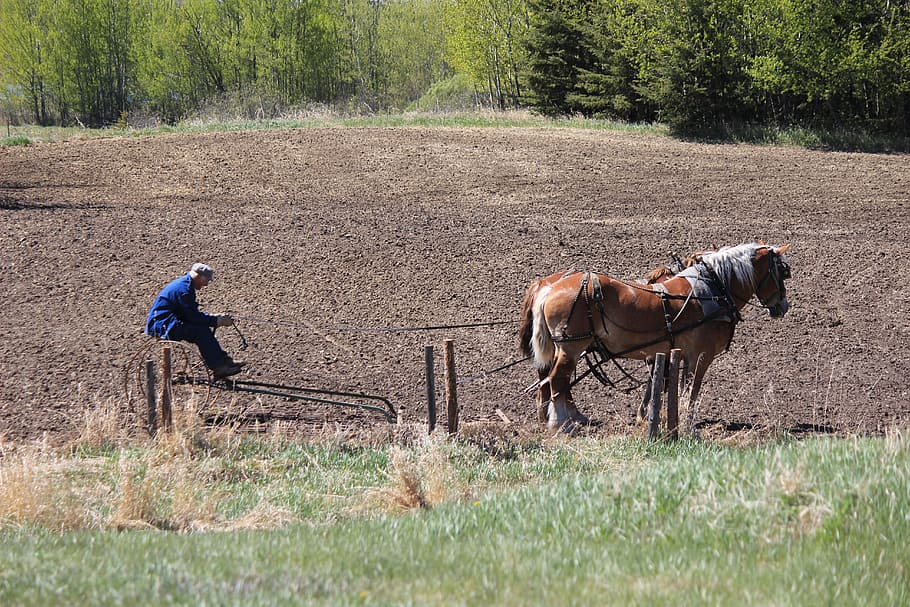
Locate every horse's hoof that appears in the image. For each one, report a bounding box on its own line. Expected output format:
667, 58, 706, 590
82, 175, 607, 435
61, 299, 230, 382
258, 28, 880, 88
571, 412, 590, 426
560, 419, 581, 435
546, 418, 570, 434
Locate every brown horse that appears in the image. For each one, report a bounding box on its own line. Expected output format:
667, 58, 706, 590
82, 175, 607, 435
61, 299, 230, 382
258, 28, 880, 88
517, 253, 698, 423
518, 242, 792, 431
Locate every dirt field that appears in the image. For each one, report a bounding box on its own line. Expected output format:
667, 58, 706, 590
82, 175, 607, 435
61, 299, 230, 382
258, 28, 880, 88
1, 126, 908, 443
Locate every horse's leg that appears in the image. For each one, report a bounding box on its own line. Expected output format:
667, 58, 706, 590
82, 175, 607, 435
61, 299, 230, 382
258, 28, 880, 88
685, 353, 710, 433
536, 366, 551, 423
546, 348, 576, 431
565, 394, 589, 426
550, 347, 589, 428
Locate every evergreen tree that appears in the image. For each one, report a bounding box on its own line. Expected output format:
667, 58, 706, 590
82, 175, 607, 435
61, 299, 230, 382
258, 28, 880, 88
633, 0, 753, 130
568, 0, 649, 120
523, 0, 594, 115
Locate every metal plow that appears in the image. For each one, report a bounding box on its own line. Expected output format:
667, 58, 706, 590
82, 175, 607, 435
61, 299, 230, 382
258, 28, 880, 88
173, 376, 397, 425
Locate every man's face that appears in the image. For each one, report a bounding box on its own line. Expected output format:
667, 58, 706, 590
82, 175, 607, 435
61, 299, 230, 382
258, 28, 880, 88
192, 274, 211, 290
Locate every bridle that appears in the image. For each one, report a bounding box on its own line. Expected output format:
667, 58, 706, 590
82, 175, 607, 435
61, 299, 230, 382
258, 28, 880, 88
753, 249, 791, 315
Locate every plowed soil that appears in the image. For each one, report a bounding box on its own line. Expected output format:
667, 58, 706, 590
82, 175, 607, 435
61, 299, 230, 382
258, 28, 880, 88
2, 126, 908, 444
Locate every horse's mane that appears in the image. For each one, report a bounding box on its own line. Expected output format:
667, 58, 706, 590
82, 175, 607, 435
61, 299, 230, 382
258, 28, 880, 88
699, 242, 762, 288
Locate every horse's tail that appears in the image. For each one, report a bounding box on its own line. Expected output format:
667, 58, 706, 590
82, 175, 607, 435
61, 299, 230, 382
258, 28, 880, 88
518, 279, 540, 358
518, 279, 555, 371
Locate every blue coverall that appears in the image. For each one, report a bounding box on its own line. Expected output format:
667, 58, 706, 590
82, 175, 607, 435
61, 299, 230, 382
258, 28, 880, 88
145, 273, 228, 369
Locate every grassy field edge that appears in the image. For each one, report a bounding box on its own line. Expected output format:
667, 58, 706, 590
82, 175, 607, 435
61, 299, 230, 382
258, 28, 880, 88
4, 111, 908, 152
2, 429, 908, 606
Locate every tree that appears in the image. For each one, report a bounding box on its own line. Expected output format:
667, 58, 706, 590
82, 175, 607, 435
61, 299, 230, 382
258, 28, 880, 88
748, 0, 910, 131
569, 0, 652, 120
523, 0, 593, 115
0, 0, 53, 124
632, 0, 754, 130
446, 0, 531, 109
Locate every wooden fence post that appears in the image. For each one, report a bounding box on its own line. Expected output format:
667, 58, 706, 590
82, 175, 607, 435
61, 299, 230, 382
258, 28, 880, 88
640, 375, 652, 424
648, 352, 666, 440
667, 349, 682, 440
443, 339, 458, 435
425, 345, 436, 434
161, 345, 173, 432
145, 359, 157, 436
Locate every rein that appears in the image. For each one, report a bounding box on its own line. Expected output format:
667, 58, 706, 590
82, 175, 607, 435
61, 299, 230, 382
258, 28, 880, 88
577, 303, 737, 390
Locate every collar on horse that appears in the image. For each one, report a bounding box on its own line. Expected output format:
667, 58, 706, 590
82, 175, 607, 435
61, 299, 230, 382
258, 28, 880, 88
641, 261, 742, 352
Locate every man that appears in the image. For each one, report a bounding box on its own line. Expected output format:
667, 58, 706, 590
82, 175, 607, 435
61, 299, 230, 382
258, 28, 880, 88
145, 262, 244, 379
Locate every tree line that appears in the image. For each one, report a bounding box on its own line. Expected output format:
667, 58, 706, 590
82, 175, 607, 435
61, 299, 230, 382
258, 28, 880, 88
526, 0, 909, 133
1, 0, 907, 133
0, 0, 455, 126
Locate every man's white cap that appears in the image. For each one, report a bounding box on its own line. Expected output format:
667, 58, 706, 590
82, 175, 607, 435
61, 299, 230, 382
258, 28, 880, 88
189, 263, 214, 281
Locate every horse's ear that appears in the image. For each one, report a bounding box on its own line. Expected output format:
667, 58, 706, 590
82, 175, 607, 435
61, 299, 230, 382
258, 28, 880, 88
758, 238, 766, 245
776, 243, 791, 254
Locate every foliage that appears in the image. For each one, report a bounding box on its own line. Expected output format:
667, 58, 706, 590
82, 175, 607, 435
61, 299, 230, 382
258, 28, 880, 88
445, 0, 532, 109
521, 0, 594, 116
409, 72, 485, 111
523, 0, 910, 134
1, 0, 907, 132
0, 0, 452, 126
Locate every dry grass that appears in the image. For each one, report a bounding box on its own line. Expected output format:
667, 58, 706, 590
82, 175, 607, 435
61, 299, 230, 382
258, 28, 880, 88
3, 397, 467, 532
0, 439, 108, 530
221, 499, 297, 531
1, 397, 298, 532
73, 397, 130, 450
362, 435, 468, 514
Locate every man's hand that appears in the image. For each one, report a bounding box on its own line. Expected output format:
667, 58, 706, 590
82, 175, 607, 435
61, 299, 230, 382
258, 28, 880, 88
217, 314, 234, 327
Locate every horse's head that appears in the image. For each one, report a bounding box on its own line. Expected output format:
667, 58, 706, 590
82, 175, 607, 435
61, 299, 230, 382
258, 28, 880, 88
754, 244, 792, 317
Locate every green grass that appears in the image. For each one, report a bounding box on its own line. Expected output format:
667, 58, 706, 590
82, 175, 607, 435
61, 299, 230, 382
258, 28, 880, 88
0, 111, 670, 146
3, 110, 907, 151
2, 430, 909, 606
0, 135, 31, 146
674, 121, 910, 152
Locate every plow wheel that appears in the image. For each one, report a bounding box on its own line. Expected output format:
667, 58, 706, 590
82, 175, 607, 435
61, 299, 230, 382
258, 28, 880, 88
123, 338, 216, 416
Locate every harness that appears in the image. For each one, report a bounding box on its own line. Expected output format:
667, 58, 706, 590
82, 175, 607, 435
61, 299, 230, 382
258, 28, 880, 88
555, 265, 740, 345
555, 271, 604, 343
547, 247, 789, 392
553, 263, 744, 391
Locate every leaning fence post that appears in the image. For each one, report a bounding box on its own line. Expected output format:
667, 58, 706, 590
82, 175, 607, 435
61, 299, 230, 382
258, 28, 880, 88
145, 359, 157, 436
648, 352, 667, 440
161, 345, 173, 432
443, 339, 459, 435
425, 345, 436, 433
667, 349, 682, 440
